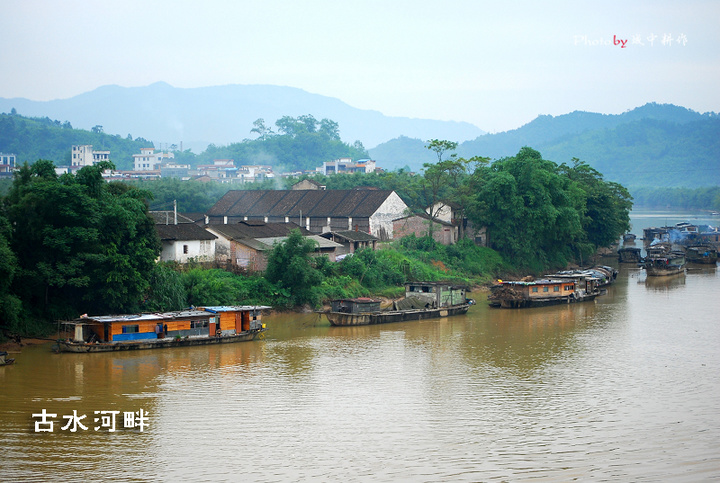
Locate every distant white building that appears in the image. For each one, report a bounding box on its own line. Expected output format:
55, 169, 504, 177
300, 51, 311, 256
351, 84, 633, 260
237, 165, 274, 182
318, 158, 376, 175
133, 147, 174, 171
0, 152, 16, 174
71, 145, 110, 167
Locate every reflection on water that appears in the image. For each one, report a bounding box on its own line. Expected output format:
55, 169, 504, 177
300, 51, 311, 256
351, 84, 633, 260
2, 226, 719, 480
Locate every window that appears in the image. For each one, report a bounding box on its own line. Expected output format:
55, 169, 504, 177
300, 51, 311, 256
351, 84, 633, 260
122, 325, 139, 334
532, 287, 538, 293
191, 320, 209, 329
183, 245, 189, 254
554, 286, 560, 292
543, 287, 549, 292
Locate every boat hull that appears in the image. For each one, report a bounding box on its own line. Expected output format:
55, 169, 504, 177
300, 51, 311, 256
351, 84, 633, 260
646, 266, 685, 276
325, 304, 470, 326
490, 292, 600, 309
56, 329, 265, 353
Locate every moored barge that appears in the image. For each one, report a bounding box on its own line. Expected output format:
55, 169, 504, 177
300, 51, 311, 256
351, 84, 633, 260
57, 305, 270, 353
325, 282, 471, 326
488, 274, 603, 309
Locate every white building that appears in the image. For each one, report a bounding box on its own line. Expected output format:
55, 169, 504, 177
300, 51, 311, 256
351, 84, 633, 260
318, 158, 376, 176
71, 145, 110, 167
133, 147, 174, 171
0, 153, 16, 174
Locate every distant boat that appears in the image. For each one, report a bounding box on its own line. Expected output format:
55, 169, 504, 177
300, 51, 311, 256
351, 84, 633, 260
684, 244, 718, 264
325, 282, 471, 326
640, 244, 686, 276
488, 274, 604, 309
618, 246, 642, 263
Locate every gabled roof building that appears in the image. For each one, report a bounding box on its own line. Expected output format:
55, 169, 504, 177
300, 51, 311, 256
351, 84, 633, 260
206, 189, 408, 241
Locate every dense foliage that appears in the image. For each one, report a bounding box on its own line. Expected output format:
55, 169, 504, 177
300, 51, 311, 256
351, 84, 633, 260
199, 115, 368, 171
0, 111, 152, 170
632, 186, 720, 211
1, 161, 161, 335
469, 148, 631, 271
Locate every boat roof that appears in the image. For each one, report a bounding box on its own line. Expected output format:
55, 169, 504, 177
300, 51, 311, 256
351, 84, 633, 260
200, 305, 272, 312
67, 305, 272, 324
499, 279, 575, 286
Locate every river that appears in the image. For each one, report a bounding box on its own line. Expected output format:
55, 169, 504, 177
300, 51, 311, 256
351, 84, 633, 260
1, 211, 719, 481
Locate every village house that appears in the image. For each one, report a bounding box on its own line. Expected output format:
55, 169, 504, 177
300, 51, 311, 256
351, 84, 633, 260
292, 179, 326, 190
205, 189, 408, 241
0, 152, 16, 177
319, 230, 378, 256
205, 221, 341, 271
155, 223, 217, 263
133, 147, 174, 171
72, 145, 110, 168
393, 213, 458, 245
317, 158, 377, 175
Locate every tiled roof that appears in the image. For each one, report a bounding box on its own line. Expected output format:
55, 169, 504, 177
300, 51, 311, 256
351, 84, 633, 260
392, 212, 454, 226
321, 230, 378, 242
155, 223, 217, 241
206, 221, 311, 241
207, 189, 397, 218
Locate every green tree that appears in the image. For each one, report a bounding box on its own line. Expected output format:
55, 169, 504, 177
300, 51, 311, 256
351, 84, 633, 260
469, 147, 586, 271
5, 160, 160, 325
264, 230, 323, 307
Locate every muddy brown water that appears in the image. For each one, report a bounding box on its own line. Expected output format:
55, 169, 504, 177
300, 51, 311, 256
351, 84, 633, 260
1, 211, 718, 481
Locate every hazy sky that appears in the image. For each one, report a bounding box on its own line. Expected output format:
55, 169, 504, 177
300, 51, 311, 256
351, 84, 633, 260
2, 0, 719, 132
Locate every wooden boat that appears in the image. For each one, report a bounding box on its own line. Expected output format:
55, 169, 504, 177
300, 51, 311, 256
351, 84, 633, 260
684, 244, 718, 264
618, 247, 642, 264
0, 351, 15, 365
488, 275, 604, 309
56, 305, 270, 353
640, 246, 686, 276
325, 282, 471, 326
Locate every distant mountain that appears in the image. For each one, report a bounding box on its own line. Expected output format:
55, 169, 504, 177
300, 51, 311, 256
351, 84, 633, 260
0, 82, 484, 151
369, 103, 719, 188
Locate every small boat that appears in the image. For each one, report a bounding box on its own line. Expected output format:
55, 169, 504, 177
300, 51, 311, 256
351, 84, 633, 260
684, 244, 718, 264
0, 351, 15, 366
488, 274, 604, 309
56, 305, 270, 353
640, 245, 686, 276
324, 282, 471, 326
618, 246, 642, 263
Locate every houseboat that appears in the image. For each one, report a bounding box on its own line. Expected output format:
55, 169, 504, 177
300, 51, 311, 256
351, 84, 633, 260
56, 305, 270, 353
684, 244, 718, 264
488, 275, 603, 309
618, 247, 642, 264
325, 282, 471, 326
640, 245, 686, 277
549, 266, 617, 287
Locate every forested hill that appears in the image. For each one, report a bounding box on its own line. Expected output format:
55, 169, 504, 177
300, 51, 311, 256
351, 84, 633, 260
369, 103, 719, 189
0, 82, 484, 150
0, 112, 151, 170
